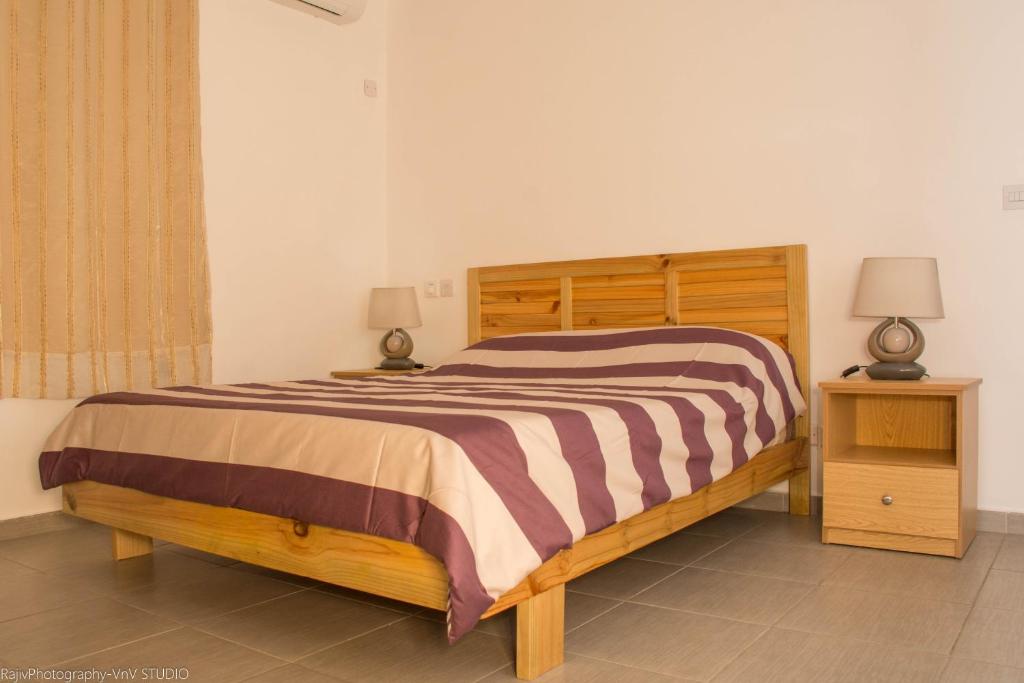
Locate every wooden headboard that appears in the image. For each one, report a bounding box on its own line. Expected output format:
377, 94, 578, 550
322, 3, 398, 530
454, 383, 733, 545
467, 244, 810, 438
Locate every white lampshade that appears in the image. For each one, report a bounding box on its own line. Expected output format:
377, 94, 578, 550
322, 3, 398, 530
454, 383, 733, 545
853, 257, 945, 319
368, 287, 422, 329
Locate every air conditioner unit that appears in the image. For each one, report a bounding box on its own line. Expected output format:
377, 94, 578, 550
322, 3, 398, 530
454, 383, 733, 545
292, 0, 367, 23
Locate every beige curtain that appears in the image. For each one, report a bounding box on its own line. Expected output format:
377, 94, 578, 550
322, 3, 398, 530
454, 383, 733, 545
0, 0, 212, 399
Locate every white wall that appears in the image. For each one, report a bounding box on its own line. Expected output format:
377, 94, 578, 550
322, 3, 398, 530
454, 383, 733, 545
0, 0, 389, 520
386, 0, 1024, 511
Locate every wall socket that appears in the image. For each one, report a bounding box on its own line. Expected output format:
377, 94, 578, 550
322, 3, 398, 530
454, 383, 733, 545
424, 279, 454, 298
1004, 184, 1024, 210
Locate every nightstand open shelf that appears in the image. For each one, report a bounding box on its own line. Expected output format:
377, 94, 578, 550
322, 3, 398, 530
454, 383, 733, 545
820, 377, 980, 558
829, 445, 955, 469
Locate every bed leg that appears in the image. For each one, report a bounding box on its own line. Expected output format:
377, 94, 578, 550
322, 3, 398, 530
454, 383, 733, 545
516, 583, 565, 680
788, 469, 810, 516
112, 528, 153, 560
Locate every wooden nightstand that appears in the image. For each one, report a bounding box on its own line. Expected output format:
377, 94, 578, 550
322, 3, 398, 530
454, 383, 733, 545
330, 368, 426, 379
820, 377, 981, 558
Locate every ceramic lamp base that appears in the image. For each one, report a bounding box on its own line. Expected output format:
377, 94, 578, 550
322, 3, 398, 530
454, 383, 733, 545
865, 361, 926, 380
378, 357, 416, 370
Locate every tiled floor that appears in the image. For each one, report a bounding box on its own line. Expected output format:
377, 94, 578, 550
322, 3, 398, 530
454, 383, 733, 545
1, 510, 1023, 682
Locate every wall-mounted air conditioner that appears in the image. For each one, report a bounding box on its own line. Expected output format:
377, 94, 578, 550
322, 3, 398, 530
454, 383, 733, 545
282, 0, 367, 24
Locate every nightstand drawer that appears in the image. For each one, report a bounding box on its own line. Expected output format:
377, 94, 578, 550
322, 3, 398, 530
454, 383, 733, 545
823, 462, 959, 539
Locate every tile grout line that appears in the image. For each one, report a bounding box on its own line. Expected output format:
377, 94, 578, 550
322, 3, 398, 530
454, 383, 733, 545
558, 648, 692, 680
292, 614, 418, 667
0, 587, 102, 626
769, 623, 967, 662
195, 611, 414, 665
629, 528, 745, 569
49, 624, 186, 669
576, 594, 789, 631
565, 600, 624, 635
106, 579, 310, 623
585, 528, 753, 602
705, 621, 772, 681
944, 533, 1009, 668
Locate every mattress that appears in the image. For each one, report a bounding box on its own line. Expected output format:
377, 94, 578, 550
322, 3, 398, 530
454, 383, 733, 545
39, 326, 806, 640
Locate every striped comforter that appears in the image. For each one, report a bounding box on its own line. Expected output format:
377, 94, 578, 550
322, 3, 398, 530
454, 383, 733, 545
39, 326, 805, 640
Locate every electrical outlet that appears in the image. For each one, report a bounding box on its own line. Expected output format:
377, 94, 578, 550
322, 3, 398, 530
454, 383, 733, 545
439, 279, 454, 298
424, 280, 438, 298
363, 79, 378, 98
1004, 184, 1024, 210
810, 424, 823, 447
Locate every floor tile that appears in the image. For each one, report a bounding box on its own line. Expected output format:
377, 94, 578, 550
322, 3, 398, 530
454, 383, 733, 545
482, 653, 679, 682
567, 557, 679, 599
0, 571, 97, 623
0, 527, 113, 571
300, 617, 513, 683
0, 556, 39, 579
823, 535, 1001, 604
0, 597, 178, 667
633, 567, 813, 625
51, 548, 225, 596
66, 627, 283, 683
243, 664, 346, 683
229, 561, 322, 588
163, 543, 242, 567
777, 585, 970, 653
115, 566, 304, 624
563, 592, 622, 632
694, 539, 849, 584
684, 510, 766, 539
739, 512, 824, 547
195, 590, 406, 661
961, 532, 1006, 566
978, 510, 1009, 534
977, 570, 1024, 613
941, 657, 1024, 682
566, 602, 765, 680
994, 536, 1024, 572
713, 627, 947, 682
629, 532, 730, 566
953, 607, 1024, 668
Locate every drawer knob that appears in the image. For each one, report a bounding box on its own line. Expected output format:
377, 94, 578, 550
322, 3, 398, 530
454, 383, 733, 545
881, 495, 894, 506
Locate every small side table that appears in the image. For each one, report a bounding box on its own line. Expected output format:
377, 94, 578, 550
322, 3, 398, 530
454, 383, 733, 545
330, 368, 427, 379
820, 377, 981, 558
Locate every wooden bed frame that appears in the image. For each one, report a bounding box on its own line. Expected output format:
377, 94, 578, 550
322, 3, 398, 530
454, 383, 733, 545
62, 244, 810, 680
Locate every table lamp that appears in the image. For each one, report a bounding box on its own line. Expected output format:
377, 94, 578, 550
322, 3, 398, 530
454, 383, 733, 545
852, 257, 944, 380
368, 287, 422, 370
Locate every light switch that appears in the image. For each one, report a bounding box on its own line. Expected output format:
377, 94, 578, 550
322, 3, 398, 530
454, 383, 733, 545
1003, 184, 1024, 210
440, 279, 454, 298
424, 280, 438, 298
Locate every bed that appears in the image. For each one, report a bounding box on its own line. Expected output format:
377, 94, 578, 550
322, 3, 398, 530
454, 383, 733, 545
41, 244, 810, 680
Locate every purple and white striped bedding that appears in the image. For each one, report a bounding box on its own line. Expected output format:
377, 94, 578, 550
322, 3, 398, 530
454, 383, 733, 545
39, 326, 805, 640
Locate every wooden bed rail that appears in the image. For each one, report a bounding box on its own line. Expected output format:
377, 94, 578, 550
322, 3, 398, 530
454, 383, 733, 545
62, 436, 805, 616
